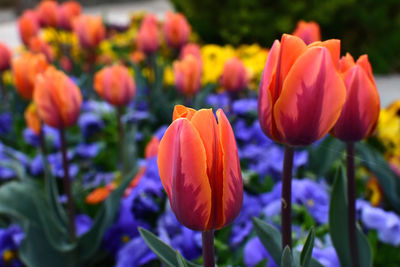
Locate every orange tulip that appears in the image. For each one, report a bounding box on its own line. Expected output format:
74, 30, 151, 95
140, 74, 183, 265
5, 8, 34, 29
220, 57, 248, 92
163, 12, 191, 49
12, 52, 48, 100
136, 14, 159, 54
331, 53, 380, 142
180, 43, 202, 67
24, 102, 42, 135
33, 66, 82, 128
145, 136, 160, 158
158, 105, 243, 231
94, 64, 136, 106
36, 0, 59, 28
0, 42, 11, 72
18, 10, 40, 46
173, 55, 202, 97
292, 20, 321, 45
29, 36, 55, 62
59, 1, 82, 30
258, 34, 346, 146
73, 15, 106, 49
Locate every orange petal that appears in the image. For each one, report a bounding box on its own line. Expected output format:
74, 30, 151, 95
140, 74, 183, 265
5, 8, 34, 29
356, 55, 375, 83
339, 52, 355, 73
309, 39, 341, 68
172, 104, 196, 121
274, 46, 346, 146
86, 187, 111, 204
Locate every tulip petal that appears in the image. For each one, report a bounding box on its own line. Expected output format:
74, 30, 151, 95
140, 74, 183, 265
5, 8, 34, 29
339, 53, 355, 73
215, 109, 243, 229
356, 55, 375, 83
274, 46, 346, 146
157, 118, 212, 230
309, 39, 341, 68
173, 104, 196, 121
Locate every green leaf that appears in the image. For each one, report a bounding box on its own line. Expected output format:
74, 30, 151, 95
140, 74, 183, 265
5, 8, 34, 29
252, 217, 282, 265
300, 228, 315, 267
281, 246, 294, 267
176, 252, 189, 267
121, 124, 137, 176
329, 166, 372, 267
138, 227, 200, 267
0, 159, 28, 181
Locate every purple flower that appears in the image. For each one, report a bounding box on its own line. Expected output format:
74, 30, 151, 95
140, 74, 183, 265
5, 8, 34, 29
0, 113, 12, 135
312, 246, 340, 267
78, 113, 104, 138
75, 143, 101, 158
232, 98, 257, 115
124, 110, 150, 123
23, 128, 40, 147
244, 237, 277, 267
361, 204, 387, 229
0, 225, 24, 267
75, 214, 92, 237
206, 93, 230, 110
81, 100, 113, 114
378, 212, 400, 246
115, 237, 156, 267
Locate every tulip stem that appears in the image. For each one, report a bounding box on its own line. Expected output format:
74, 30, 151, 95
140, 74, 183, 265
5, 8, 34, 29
39, 124, 46, 156
346, 142, 359, 267
116, 106, 124, 174
282, 145, 294, 250
59, 126, 76, 242
202, 230, 215, 267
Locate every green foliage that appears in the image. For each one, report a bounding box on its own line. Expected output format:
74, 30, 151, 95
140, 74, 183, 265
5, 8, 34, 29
171, 0, 400, 73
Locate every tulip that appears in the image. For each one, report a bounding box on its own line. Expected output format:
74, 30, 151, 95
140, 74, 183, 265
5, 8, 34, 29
59, 1, 82, 30
24, 102, 42, 135
18, 10, 40, 46
163, 12, 191, 49
145, 136, 160, 158
33, 66, 82, 128
158, 105, 243, 230
292, 20, 321, 45
29, 36, 55, 62
0, 42, 11, 72
94, 64, 136, 106
12, 52, 48, 100
180, 43, 202, 66
331, 53, 380, 142
173, 55, 202, 97
136, 14, 159, 54
258, 34, 346, 147
36, 0, 59, 28
73, 15, 106, 49
220, 57, 248, 92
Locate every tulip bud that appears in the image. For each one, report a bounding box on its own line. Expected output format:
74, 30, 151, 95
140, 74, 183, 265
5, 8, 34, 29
24, 102, 41, 135
258, 34, 346, 146
73, 15, 106, 49
292, 20, 321, 45
59, 1, 82, 30
18, 10, 40, 46
12, 52, 48, 100
33, 67, 82, 128
331, 53, 380, 142
180, 43, 202, 66
94, 64, 136, 106
158, 105, 243, 230
163, 12, 191, 49
145, 136, 160, 158
36, 0, 59, 28
173, 55, 202, 97
29, 36, 55, 62
0, 42, 11, 72
136, 14, 159, 54
220, 57, 248, 92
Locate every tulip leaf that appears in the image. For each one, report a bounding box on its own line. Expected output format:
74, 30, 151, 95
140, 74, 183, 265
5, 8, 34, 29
252, 217, 282, 264
329, 166, 372, 267
0, 159, 28, 182
138, 227, 200, 267
356, 142, 400, 212
176, 252, 189, 267
281, 246, 294, 267
300, 228, 315, 267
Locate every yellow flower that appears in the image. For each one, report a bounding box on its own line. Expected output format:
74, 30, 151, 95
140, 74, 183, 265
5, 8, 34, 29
163, 66, 174, 86
376, 100, 400, 157
201, 44, 235, 84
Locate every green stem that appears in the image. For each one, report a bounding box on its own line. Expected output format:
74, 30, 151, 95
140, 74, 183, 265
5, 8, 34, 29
202, 230, 215, 267
282, 145, 294, 250
116, 106, 124, 174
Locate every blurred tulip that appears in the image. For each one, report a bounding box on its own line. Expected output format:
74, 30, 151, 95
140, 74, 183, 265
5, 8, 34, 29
136, 14, 159, 54
12, 52, 48, 99
258, 34, 346, 146
59, 1, 82, 30
331, 53, 380, 142
0, 42, 11, 72
18, 10, 40, 46
36, 0, 59, 28
33, 66, 82, 128
292, 20, 321, 45
158, 105, 243, 230
180, 43, 202, 66
145, 136, 160, 158
24, 102, 41, 135
60, 56, 73, 72
220, 57, 248, 92
73, 15, 106, 49
29, 36, 55, 62
163, 12, 191, 49
129, 50, 145, 64
173, 55, 202, 97
94, 64, 136, 106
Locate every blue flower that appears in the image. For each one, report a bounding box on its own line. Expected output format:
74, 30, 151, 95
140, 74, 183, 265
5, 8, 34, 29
23, 128, 40, 147
0, 113, 12, 135
81, 100, 113, 114
312, 246, 340, 267
75, 143, 101, 159
206, 93, 230, 110
115, 237, 156, 267
231, 98, 257, 115
244, 237, 277, 267
78, 113, 104, 139
75, 214, 92, 237
0, 225, 24, 267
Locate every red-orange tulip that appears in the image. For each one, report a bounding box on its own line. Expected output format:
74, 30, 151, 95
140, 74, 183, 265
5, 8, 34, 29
145, 136, 160, 158
94, 64, 136, 106
29, 36, 55, 62
173, 55, 202, 97
0, 42, 11, 72
59, 1, 82, 30
158, 105, 243, 231
292, 20, 321, 45
33, 67, 82, 128
12, 52, 48, 100
24, 102, 42, 135
136, 14, 159, 54
18, 10, 40, 46
258, 34, 346, 146
36, 0, 59, 28
73, 15, 106, 49
163, 12, 191, 49
220, 57, 248, 92
331, 53, 380, 142
180, 43, 202, 67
